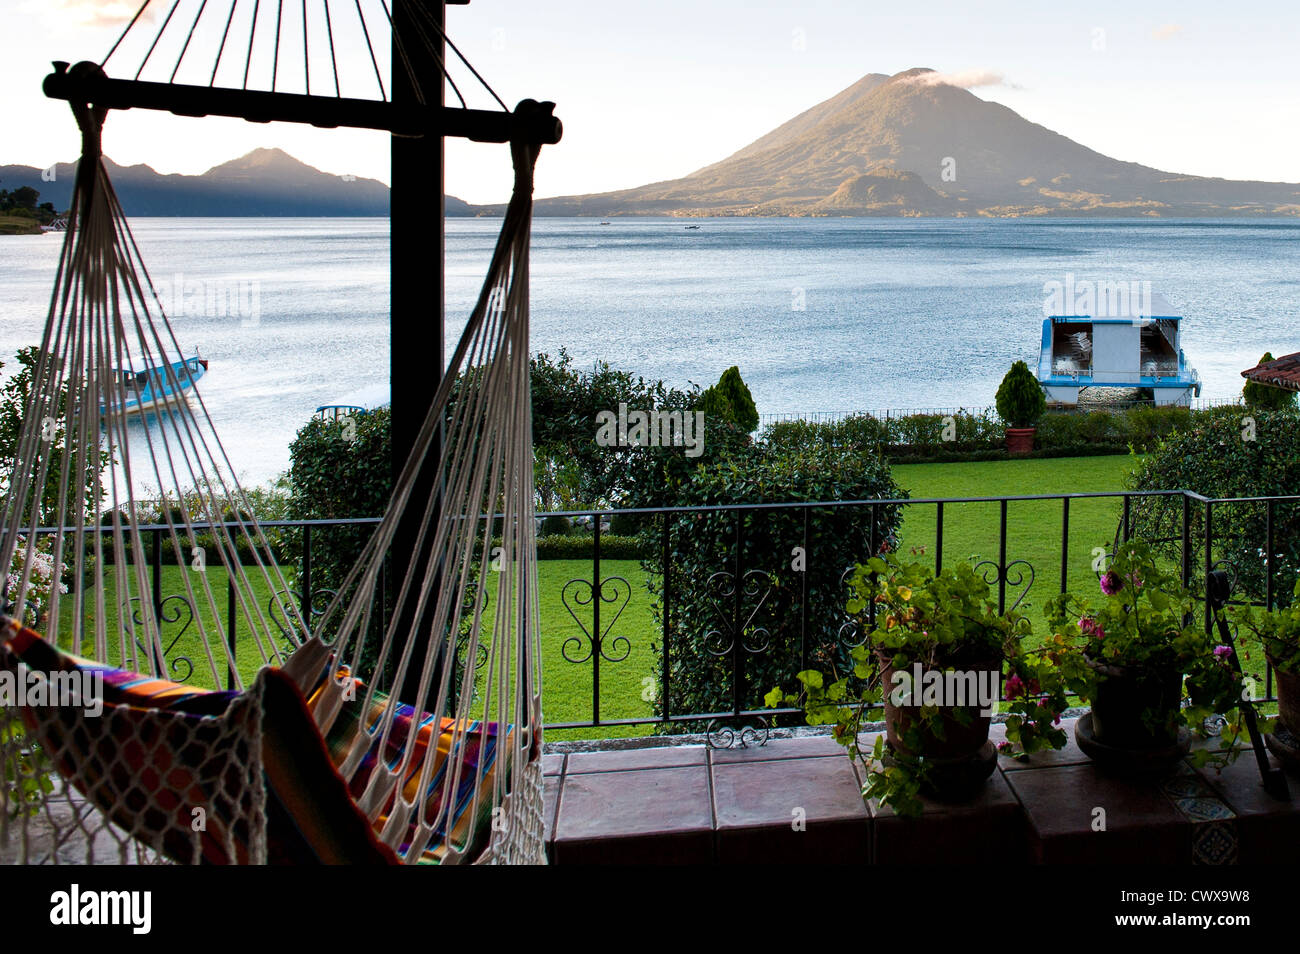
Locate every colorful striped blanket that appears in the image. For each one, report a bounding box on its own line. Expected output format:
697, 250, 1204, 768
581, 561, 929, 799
0, 620, 507, 864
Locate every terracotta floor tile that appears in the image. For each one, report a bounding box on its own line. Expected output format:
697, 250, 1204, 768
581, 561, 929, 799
709, 733, 854, 764
712, 755, 869, 863
1006, 763, 1190, 863
1194, 751, 1300, 863
553, 765, 713, 864
991, 718, 1090, 772
871, 769, 1027, 864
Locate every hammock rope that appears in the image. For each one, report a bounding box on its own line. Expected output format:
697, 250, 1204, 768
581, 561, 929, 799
0, 61, 549, 865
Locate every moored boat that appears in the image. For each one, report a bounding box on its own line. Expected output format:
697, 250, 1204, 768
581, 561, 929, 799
1036, 291, 1200, 406
103, 353, 208, 417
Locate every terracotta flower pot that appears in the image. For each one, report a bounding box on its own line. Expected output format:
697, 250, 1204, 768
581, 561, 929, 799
1005, 427, 1035, 455
1087, 659, 1183, 748
1267, 655, 1300, 736
880, 656, 1000, 760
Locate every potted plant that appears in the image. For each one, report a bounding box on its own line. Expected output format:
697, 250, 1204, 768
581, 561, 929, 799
1234, 579, 1300, 766
995, 360, 1046, 455
1046, 540, 1246, 769
767, 554, 1075, 817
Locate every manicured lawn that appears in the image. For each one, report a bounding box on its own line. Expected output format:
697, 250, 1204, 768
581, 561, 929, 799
50, 563, 298, 689
891, 455, 1145, 638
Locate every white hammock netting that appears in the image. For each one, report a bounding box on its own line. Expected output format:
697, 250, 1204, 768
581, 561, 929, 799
0, 90, 548, 865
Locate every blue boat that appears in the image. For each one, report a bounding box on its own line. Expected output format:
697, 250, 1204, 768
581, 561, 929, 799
104, 353, 209, 417
1036, 291, 1201, 406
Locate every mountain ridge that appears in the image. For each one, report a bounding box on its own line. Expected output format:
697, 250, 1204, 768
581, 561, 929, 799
0, 147, 474, 216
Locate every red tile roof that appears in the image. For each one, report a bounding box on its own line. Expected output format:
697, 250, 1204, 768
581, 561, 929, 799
1241, 352, 1300, 392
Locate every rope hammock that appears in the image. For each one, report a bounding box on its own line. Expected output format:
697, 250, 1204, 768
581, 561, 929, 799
0, 55, 548, 864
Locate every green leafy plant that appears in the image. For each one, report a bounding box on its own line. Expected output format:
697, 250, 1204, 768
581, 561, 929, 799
1045, 540, 1251, 761
1233, 577, 1300, 674
767, 555, 1074, 817
995, 360, 1047, 428
2, 711, 54, 820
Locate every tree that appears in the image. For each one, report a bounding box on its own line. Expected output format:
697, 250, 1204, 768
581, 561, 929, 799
0, 347, 108, 528
698, 366, 759, 434
995, 360, 1047, 427
1243, 353, 1298, 411
8, 186, 39, 211
527, 349, 750, 512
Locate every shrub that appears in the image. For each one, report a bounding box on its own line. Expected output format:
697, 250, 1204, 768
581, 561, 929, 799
539, 514, 572, 536
698, 366, 759, 434
995, 360, 1047, 428
1128, 406, 1300, 603
643, 444, 906, 731
284, 409, 392, 661
609, 511, 645, 536
532, 533, 646, 561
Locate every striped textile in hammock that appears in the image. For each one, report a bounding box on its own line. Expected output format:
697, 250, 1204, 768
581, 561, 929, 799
1, 620, 507, 864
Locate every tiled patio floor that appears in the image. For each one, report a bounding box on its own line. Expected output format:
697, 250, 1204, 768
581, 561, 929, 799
542, 718, 1300, 864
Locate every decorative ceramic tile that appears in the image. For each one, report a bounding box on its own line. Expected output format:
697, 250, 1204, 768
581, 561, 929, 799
1174, 796, 1236, 823
1192, 820, 1238, 865
1161, 776, 1208, 799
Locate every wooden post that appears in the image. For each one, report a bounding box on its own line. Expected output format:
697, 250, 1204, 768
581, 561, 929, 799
391, 0, 446, 706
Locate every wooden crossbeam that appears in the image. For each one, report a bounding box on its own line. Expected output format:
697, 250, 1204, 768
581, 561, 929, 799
44, 61, 562, 144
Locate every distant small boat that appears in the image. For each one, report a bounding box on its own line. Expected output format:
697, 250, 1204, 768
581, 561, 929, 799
103, 353, 208, 417
684, 224, 701, 230
598, 221, 612, 226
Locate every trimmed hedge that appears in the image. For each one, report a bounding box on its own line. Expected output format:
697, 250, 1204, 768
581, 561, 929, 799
528, 533, 647, 561
762, 404, 1213, 463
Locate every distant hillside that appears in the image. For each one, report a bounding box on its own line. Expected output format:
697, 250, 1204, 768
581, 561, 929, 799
0, 148, 474, 216
520, 67, 1300, 218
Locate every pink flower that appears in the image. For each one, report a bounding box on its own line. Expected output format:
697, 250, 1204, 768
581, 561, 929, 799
1214, 645, 1234, 661
1004, 673, 1026, 700
1079, 616, 1105, 639
1100, 571, 1123, 596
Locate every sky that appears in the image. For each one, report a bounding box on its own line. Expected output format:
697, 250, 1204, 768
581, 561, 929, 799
1, 0, 1298, 205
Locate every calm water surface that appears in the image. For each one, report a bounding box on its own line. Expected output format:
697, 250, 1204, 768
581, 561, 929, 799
2, 216, 1297, 486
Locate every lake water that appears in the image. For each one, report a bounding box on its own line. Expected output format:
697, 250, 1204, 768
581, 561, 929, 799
2, 216, 1298, 487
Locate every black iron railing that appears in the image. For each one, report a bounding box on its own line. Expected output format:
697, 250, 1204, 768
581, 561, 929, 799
17, 489, 1298, 743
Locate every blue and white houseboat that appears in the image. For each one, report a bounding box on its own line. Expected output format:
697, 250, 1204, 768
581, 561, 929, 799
104, 353, 208, 416
1036, 293, 1200, 406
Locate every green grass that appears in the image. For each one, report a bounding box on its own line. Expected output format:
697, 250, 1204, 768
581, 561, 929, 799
891, 455, 1145, 641
0, 215, 42, 235
49, 563, 295, 689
